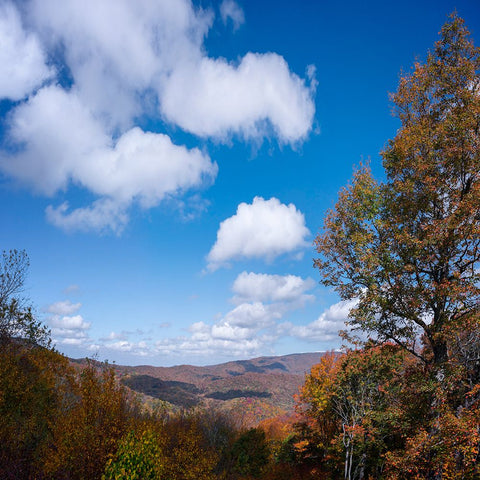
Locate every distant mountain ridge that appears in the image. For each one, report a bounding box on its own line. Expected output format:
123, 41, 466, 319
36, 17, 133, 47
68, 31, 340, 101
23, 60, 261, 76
71, 352, 326, 424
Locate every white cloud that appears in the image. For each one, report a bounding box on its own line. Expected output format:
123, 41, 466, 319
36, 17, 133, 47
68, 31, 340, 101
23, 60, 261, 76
101, 331, 127, 341
50, 314, 90, 330
28, 0, 213, 130
2, 85, 217, 233
0, 0, 315, 232
232, 271, 315, 304
49, 313, 92, 347
155, 321, 265, 359
59, 337, 86, 346
26, 0, 313, 141
102, 340, 150, 356
46, 297, 92, 347
223, 302, 280, 327
124, 299, 286, 360
164, 302, 282, 352
46, 300, 82, 316
149, 285, 309, 360
160, 52, 315, 142
3, 85, 111, 195
288, 298, 358, 342
207, 197, 310, 270
48, 274, 322, 361
0, 1, 52, 100
46, 199, 130, 234
220, 0, 245, 31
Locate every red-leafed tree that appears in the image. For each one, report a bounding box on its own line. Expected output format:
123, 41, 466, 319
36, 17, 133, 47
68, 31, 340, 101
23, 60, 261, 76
314, 14, 480, 366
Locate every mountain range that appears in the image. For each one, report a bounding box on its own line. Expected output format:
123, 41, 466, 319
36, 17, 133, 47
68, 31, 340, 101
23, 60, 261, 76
72, 352, 325, 425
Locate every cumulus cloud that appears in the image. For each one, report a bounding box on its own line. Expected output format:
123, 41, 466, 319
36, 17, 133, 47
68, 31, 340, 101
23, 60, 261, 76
49, 314, 91, 346
0, 1, 52, 100
158, 302, 282, 356
155, 320, 266, 359
46, 300, 82, 316
25, 0, 313, 140
48, 271, 320, 361
2, 85, 217, 233
160, 52, 314, 142
207, 197, 310, 270
104, 299, 290, 361
27, 0, 213, 129
220, 0, 245, 31
50, 314, 90, 330
288, 298, 358, 342
45, 298, 92, 347
232, 271, 315, 304
148, 272, 316, 360
88, 320, 267, 360
100, 331, 128, 342
223, 302, 281, 328
0, 0, 315, 232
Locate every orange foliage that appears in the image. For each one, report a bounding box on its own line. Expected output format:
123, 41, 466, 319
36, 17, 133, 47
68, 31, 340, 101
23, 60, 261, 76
42, 360, 133, 479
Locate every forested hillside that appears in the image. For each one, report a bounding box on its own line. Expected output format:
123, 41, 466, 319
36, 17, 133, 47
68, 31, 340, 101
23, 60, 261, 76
85, 352, 323, 422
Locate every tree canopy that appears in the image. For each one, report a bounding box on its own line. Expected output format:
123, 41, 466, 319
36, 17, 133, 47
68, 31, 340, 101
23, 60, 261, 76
314, 14, 480, 366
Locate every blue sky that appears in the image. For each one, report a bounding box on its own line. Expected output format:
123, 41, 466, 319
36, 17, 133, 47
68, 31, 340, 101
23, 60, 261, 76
0, 0, 478, 366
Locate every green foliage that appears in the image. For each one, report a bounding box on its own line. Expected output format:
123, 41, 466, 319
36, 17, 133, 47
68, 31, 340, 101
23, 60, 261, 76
105, 411, 230, 480
231, 428, 271, 479
103, 429, 164, 480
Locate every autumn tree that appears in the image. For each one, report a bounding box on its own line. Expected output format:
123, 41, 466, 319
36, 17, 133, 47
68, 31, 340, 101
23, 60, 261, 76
314, 14, 480, 366
0, 250, 61, 477
298, 347, 408, 480
0, 346, 71, 479
162, 414, 221, 480
43, 361, 133, 479
382, 349, 480, 479
295, 352, 343, 477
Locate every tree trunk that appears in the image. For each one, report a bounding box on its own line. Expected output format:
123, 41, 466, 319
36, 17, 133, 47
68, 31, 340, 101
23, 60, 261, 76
432, 340, 448, 365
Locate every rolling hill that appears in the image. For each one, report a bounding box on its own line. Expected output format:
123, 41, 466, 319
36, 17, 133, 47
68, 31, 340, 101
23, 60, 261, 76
72, 352, 326, 425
